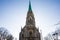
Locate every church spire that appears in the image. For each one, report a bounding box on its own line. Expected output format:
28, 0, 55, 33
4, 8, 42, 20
26, 0, 35, 26
29, 0, 32, 11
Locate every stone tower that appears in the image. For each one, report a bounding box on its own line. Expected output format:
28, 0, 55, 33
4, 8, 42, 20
19, 1, 41, 40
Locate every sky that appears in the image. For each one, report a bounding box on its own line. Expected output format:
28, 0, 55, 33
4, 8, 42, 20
0, 0, 60, 40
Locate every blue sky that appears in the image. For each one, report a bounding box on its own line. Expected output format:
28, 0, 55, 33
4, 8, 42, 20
0, 0, 60, 40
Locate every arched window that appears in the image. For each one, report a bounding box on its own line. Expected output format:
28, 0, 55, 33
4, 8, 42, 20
29, 31, 32, 35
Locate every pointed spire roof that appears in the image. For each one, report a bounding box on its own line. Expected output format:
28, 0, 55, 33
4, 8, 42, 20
25, 0, 35, 26
29, 0, 32, 11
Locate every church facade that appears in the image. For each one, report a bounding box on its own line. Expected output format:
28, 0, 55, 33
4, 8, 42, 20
19, 1, 41, 40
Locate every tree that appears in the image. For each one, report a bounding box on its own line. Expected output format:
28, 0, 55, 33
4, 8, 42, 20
0, 27, 13, 40
7, 34, 13, 40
